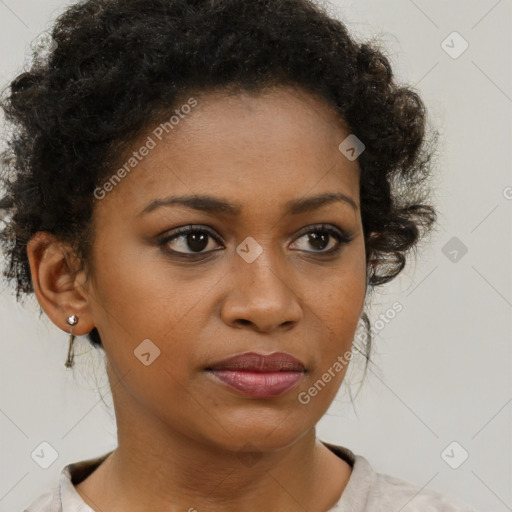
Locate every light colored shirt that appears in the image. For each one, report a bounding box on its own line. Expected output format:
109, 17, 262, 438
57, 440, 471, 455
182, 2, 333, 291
24, 441, 478, 511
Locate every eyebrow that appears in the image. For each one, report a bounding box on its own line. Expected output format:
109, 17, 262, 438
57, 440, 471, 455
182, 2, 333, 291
136, 191, 358, 218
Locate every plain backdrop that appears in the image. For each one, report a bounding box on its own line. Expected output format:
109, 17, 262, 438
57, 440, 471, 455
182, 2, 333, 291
0, 1, 510, 511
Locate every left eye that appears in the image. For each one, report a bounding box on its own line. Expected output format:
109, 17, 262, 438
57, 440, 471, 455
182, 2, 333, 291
290, 225, 352, 254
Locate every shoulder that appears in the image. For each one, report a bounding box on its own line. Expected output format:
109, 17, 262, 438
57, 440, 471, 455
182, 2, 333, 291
23, 451, 111, 512
23, 484, 60, 512
321, 441, 478, 512
368, 470, 478, 511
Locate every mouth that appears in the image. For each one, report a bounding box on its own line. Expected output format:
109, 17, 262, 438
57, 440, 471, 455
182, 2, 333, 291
205, 351, 306, 372
205, 351, 306, 398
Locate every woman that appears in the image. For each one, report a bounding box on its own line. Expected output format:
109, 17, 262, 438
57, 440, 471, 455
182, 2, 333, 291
0, 0, 477, 510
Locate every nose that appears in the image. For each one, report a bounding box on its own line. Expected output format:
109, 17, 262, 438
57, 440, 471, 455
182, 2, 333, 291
220, 250, 303, 333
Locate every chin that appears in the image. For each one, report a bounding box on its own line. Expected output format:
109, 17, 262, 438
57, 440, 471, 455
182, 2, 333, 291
203, 419, 313, 455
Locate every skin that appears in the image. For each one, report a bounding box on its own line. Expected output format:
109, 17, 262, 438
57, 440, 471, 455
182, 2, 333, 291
27, 85, 368, 512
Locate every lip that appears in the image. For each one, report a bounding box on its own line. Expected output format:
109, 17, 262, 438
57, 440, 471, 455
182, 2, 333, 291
206, 351, 306, 372
205, 351, 306, 398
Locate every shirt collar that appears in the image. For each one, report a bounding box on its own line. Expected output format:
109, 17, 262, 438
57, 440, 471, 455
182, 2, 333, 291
59, 451, 112, 512
320, 441, 375, 510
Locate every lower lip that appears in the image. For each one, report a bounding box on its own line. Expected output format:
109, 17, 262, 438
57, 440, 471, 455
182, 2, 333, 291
207, 370, 304, 398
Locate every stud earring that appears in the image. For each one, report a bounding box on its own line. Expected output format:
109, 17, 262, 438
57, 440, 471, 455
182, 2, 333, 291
64, 315, 78, 368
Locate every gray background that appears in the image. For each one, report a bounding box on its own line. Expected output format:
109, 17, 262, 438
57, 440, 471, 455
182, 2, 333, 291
0, 1, 510, 511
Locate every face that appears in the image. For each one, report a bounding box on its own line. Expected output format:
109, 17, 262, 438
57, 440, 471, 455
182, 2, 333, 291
84, 86, 367, 452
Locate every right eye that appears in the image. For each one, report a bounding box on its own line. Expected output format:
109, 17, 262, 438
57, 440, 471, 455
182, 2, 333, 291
158, 225, 224, 257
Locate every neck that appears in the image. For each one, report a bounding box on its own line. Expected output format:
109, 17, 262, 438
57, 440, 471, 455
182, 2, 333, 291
110, 428, 322, 511
75, 368, 352, 512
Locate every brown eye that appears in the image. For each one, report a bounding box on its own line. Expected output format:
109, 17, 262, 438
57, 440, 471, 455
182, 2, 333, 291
159, 226, 222, 256
290, 224, 353, 255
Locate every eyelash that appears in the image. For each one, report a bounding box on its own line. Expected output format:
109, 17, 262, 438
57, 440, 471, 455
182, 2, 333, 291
157, 224, 354, 259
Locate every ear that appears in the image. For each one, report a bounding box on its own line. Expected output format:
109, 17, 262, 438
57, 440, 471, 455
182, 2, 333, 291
26, 231, 95, 336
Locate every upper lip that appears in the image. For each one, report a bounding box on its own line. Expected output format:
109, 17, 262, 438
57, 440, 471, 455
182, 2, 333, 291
206, 352, 306, 372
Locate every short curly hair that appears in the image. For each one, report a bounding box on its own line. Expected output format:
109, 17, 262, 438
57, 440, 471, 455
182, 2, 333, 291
0, 0, 438, 373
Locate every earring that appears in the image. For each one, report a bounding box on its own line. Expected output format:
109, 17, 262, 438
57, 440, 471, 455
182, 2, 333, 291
65, 315, 78, 368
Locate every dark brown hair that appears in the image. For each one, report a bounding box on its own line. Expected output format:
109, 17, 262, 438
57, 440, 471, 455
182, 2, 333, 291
0, 0, 439, 380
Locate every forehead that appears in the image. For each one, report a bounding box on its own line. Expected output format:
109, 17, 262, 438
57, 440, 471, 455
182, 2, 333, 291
94, 86, 360, 219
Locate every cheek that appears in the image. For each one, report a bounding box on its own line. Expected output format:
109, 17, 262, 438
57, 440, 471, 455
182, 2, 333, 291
322, 279, 365, 338
89, 240, 215, 387
299, 271, 365, 409
90, 237, 189, 334
315, 249, 366, 331
305, 257, 366, 381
